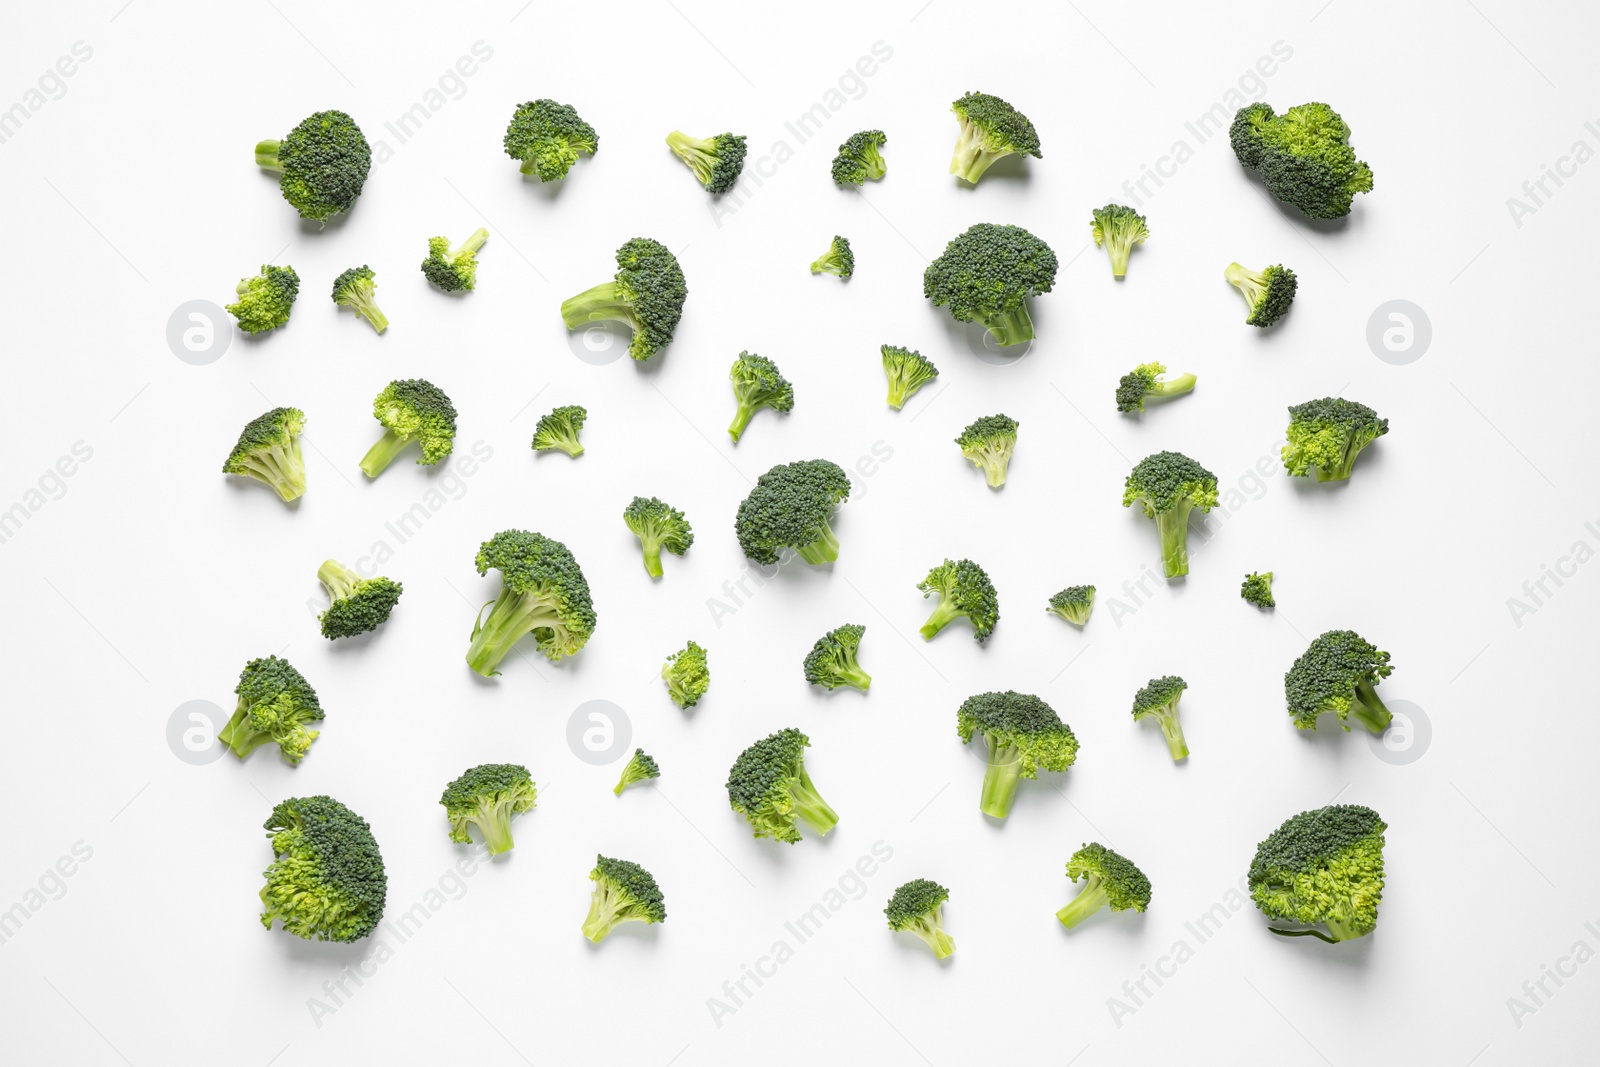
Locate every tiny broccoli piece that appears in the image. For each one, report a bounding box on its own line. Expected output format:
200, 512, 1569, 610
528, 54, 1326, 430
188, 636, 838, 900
956, 414, 1019, 489
1057, 843, 1151, 929
1284, 629, 1395, 734
1230, 102, 1373, 219
728, 352, 794, 443
1122, 451, 1219, 579
1225, 262, 1297, 328
1282, 397, 1388, 482
832, 129, 888, 185
466, 529, 597, 674
583, 855, 667, 942
613, 749, 661, 796
735, 459, 851, 566
1047, 585, 1095, 627
421, 228, 489, 292
924, 223, 1058, 347
1116, 362, 1196, 414
227, 264, 300, 335
560, 237, 688, 361
803, 624, 871, 692
220, 655, 324, 764
317, 560, 402, 639
330, 265, 387, 333
810, 235, 854, 279
359, 379, 458, 477
882, 345, 939, 410
957, 690, 1077, 819
918, 558, 999, 642
1250, 804, 1386, 942
726, 728, 838, 843
665, 130, 747, 194
258, 796, 386, 942
948, 92, 1041, 183
532, 405, 587, 458
885, 879, 954, 959
1242, 571, 1275, 608
1132, 675, 1190, 761
662, 640, 710, 709
254, 110, 371, 221
222, 406, 306, 502
502, 98, 597, 181
439, 763, 537, 855
623, 496, 693, 578
1091, 203, 1149, 278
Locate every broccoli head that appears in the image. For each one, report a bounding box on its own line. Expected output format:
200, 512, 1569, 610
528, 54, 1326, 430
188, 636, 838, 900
1282, 397, 1388, 482
810, 235, 854, 280
439, 763, 537, 855
1132, 675, 1189, 761
227, 264, 300, 335
1047, 585, 1095, 627
1230, 102, 1373, 219
1057, 843, 1151, 930
220, 655, 324, 764
1242, 571, 1275, 609
254, 110, 371, 221
560, 237, 688, 361
1116, 362, 1196, 414
882, 345, 939, 410
956, 414, 1019, 489
734, 459, 851, 566
662, 640, 710, 709
803, 623, 871, 692
583, 855, 667, 942
1250, 804, 1386, 942
421, 228, 489, 292
222, 407, 306, 502
957, 690, 1078, 819
923, 223, 1058, 347
918, 558, 999, 642
258, 795, 386, 942
832, 129, 888, 185
623, 496, 693, 578
726, 727, 838, 843
331, 265, 387, 333
359, 379, 458, 477
665, 130, 747, 194
1122, 451, 1219, 579
948, 92, 1041, 183
885, 879, 955, 959
503, 98, 597, 181
614, 749, 661, 796
317, 560, 403, 639
728, 352, 794, 443
1091, 203, 1149, 278
466, 529, 597, 674
1284, 629, 1395, 734
532, 405, 587, 458
1225, 262, 1297, 328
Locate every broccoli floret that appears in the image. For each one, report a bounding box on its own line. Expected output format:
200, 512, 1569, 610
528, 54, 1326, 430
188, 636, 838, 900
613, 749, 661, 796
502, 98, 597, 181
1132, 675, 1189, 761
810, 235, 854, 279
665, 130, 747, 194
560, 237, 688, 361
1282, 397, 1389, 481
1122, 451, 1219, 579
219, 655, 324, 764
923, 224, 1058, 347
726, 728, 838, 843
1056, 843, 1151, 930
532, 405, 587, 458
1090, 203, 1149, 278
948, 92, 1041, 183
466, 530, 597, 675
317, 560, 402, 639
1116, 362, 1196, 414
882, 345, 939, 410
1284, 629, 1395, 734
623, 496, 693, 578
956, 691, 1077, 819
885, 879, 954, 959
728, 352, 794, 443
1250, 804, 1386, 942
583, 855, 667, 942
832, 129, 888, 185
227, 264, 300, 335
1225, 262, 1297, 328
258, 796, 386, 942
803, 624, 871, 692
222, 407, 306, 502
330, 265, 387, 333
359, 379, 458, 477
1047, 585, 1095, 627
662, 640, 710, 709
1230, 102, 1373, 219
734, 459, 851, 566
421, 228, 489, 292
1242, 571, 1275, 608
254, 110, 371, 221
439, 763, 537, 855
956, 414, 1019, 489
918, 558, 999, 642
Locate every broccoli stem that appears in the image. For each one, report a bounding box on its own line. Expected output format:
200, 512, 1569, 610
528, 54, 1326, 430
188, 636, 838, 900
581, 882, 626, 942
639, 539, 665, 579
218, 704, 273, 758
949, 123, 1007, 183
728, 404, 757, 443
795, 523, 840, 565
473, 800, 516, 855
1350, 680, 1393, 734
1056, 875, 1108, 929
234, 440, 306, 501
980, 306, 1036, 347
1154, 506, 1193, 578
1318, 440, 1360, 481
919, 599, 960, 640
905, 917, 955, 959
978, 737, 1024, 819
346, 291, 388, 333
254, 139, 284, 172
359, 429, 414, 478
318, 559, 361, 601
560, 282, 638, 332
665, 132, 715, 184
459, 228, 489, 256
1108, 239, 1135, 279
791, 765, 839, 835
1151, 374, 1197, 400
1154, 708, 1189, 761
969, 444, 1009, 487
836, 665, 873, 691
466, 588, 560, 676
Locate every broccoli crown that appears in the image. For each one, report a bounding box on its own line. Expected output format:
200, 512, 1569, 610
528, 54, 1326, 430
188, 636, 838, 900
1047, 585, 1095, 626
956, 691, 1078, 776
725, 727, 837, 843
1067, 842, 1152, 911
222, 407, 307, 502
728, 352, 795, 443
439, 763, 537, 853
885, 878, 949, 929
1225, 262, 1297, 328
227, 264, 300, 335
502, 98, 598, 181
882, 345, 939, 409
614, 748, 662, 796
585, 855, 667, 939
1115, 362, 1196, 414
1242, 571, 1275, 608
810, 235, 855, 279
831, 129, 888, 184
1132, 675, 1187, 718
317, 560, 403, 639
662, 640, 710, 708
560, 238, 687, 361
221, 655, 325, 763
949, 92, 1041, 183
1230, 102, 1373, 219
256, 110, 371, 221
1249, 804, 1386, 941
1284, 629, 1394, 731
373, 379, 458, 464
1122, 451, 1219, 516
734, 459, 851, 566
923, 224, 1057, 345
918, 558, 1000, 641
422, 228, 489, 292
330, 265, 387, 333
624, 496, 694, 577
803, 623, 871, 691
665, 130, 748, 194
532, 405, 588, 457
1090, 203, 1149, 277
956, 414, 1019, 488
469, 529, 597, 666
259, 795, 386, 942
1282, 397, 1389, 481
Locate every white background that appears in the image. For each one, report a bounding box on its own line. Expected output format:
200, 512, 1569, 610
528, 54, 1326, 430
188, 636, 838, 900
2, 1, 1597, 1064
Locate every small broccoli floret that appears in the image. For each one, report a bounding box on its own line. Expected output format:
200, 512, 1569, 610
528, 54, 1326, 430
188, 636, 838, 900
1284, 629, 1395, 734
439, 763, 537, 855
956, 414, 1019, 489
726, 728, 838, 843
735, 459, 851, 566
258, 796, 386, 942
220, 655, 324, 764
503, 98, 597, 181
1047, 586, 1095, 627
1242, 571, 1275, 608
583, 855, 667, 942
948, 92, 1042, 183
359, 379, 458, 477
810, 235, 854, 279
421, 228, 489, 292
882, 345, 939, 410
727, 352, 794, 443
623, 496, 693, 578
918, 558, 999, 642
222, 407, 307, 502
1132, 675, 1189, 761
254, 110, 371, 221
1057, 843, 1151, 930
1091, 203, 1149, 279
885, 879, 954, 959
1116, 362, 1196, 414
532, 405, 587, 458
924, 224, 1058, 347
317, 560, 402, 639
832, 130, 888, 185
1250, 804, 1386, 942
330, 265, 387, 333
227, 264, 300, 335
1230, 102, 1373, 219
803, 624, 871, 692
665, 130, 747, 194
560, 237, 688, 361
1225, 262, 1297, 328
1122, 451, 1219, 579
613, 749, 661, 796
466, 529, 598, 674
662, 640, 710, 709
956, 691, 1077, 819
1282, 397, 1389, 481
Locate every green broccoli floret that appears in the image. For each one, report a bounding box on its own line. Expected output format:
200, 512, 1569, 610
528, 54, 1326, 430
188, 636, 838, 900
466, 529, 598, 675
1242, 571, 1275, 608
439, 763, 537, 855
728, 352, 794, 443
1230, 102, 1373, 219
623, 496, 693, 578
1091, 203, 1149, 278
948, 92, 1041, 183
957, 690, 1077, 819
317, 560, 403, 639
918, 558, 999, 642
1282, 397, 1389, 481
885, 879, 954, 959
1284, 629, 1395, 734
613, 749, 661, 796
330, 265, 387, 333
1057, 843, 1151, 930
665, 130, 747, 194
258, 795, 386, 942
421, 228, 489, 292
734, 459, 851, 566
502, 98, 597, 181
1225, 262, 1297, 328
222, 406, 306, 502
219, 655, 324, 764
1116, 362, 1196, 414
924, 224, 1058, 347
583, 855, 667, 942
832, 129, 888, 185
1122, 451, 1219, 579
1250, 804, 1386, 942
726, 728, 838, 843
810, 235, 854, 279
359, 379, 458, 477
956, 414, 1019, 489
803, 624, 871, 692
254, 110, 371, 221
662, 640, 710, 709
227, 264, 300, 335
1047, 585, 1094, 627
882, 345, 939, 410
1132, 675, 1189, 761
560, 237, 688, 361
532, 405, 587, 457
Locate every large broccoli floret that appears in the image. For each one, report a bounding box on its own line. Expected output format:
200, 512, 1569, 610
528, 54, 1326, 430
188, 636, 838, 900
1250, 804, 1386, 942
727, 352, 794, 443
258, 796, 386, 942
1047, 585, 1094, 627
220, 655, 324, 764
918, 558, 999, 642
222, 407, 306, 502
1242, 571, 1275, 609
421, 228, 489, 292
956, 690, 1077, 819
502, 98, 597, 181
583, 855, 667, 942
1090, 203, 1149, 279
948, 92, 1041, 183
1132, 675, 1189, 762
532, 405, 587, 458
1116, 362, 1196, 414
623, 496, 693, 578
317, 560, 403, 640
560, 237, 688, 361
923, 223, 1058, 347
882, 345, 939, 410
665, 130, 747, 194
1057, 843, 1151, 930
1284, 630, 1395, 734
1230, 102, 1373, 219
330, 265, 387, 333
227, 264, 300, 335
885, 879, 954, 959
254, 110, 371, 221
1122, 451, 1219, 579
726, 728, 838, 843
1225, 262, 1297, 328
439, 763, 537, 855
832, 130, 888, 185
359, 379, 458, 477
956, 414, 1019, 489
1282, 397, 1389, 481
734, 459, 851, 566
810, 235, 854, 280
466, 530, 597, 674
662, 640, 710, 709
803, 623, 871, 692
613, 749, 661, 797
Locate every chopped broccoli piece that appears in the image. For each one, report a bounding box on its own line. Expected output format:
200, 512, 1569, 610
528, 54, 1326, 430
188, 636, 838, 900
810, 235, 854, 279
1047, 586, 1095, 627
613, 749, 661, 796
956, 690, 1077, 819
254, 110, 371, 221
956, 414, 1019, 489
948, 92, 1041, 183
1242, 571, 1275, 608
1230, 102, 1373, 219
560, 237, 687, 361
918, 558, 999, 642
1091, 203, 1149, 278
330, 265, 387, 333
882, 345, 939, 410
924, 224, 1058, 347
1057, 843, 1151, 929
662, 640, 710, 709
735, 459, 851, 566
1116, 362, 1196, 414
466, 529, 597, 674
317, 560, 402, 639
359, 379, 457, 477
222, 407, 306, 502
832, 129, 888, 185
439, 763, 537, 855
258, 795, 386, 942
219, 655, 324, 764
1122, 451, 1219, 579
727, 352, 794, 443
885, 879, 954, 959
665, 130, 747, 194
1250, 804, 1386, 942
421, 228, 489, 292
1132, 675, 1189, 761
227, 264, 300, 335
532, 405, 587, 458
803, 624, 871, 692
1283, 397, 1388, 481
503, 98, 597, 181
1284, 629, 1395, 734
583, 855, 667, 942
623, 496, 693, 578
726, 727, 838, 843
1225, 261, 1297, 328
